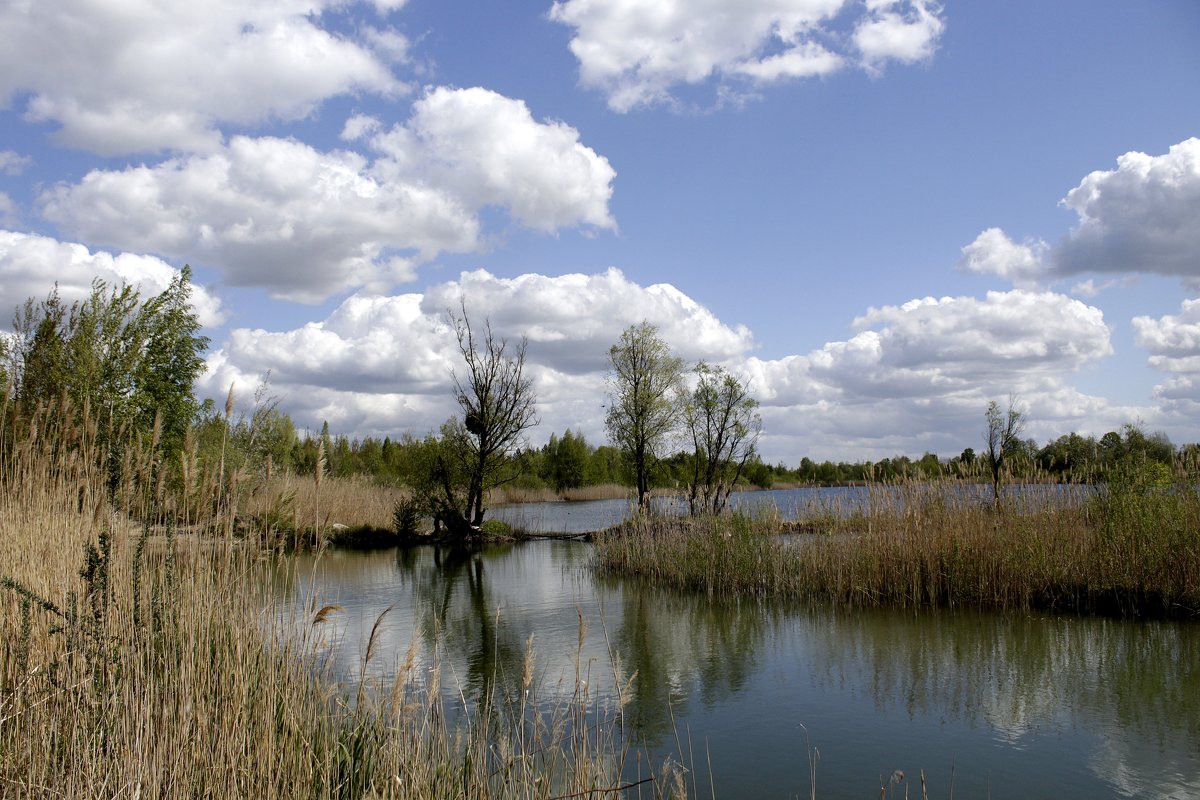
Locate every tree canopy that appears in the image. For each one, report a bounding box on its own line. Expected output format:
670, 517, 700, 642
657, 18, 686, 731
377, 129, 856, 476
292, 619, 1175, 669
605, 322, 686, 510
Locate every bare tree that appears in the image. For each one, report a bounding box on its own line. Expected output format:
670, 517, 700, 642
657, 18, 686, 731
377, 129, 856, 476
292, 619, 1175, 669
432, 306, 538, 536
606, 322, 685, 511
684, 362, 762, 516
984, 396, 1025, 508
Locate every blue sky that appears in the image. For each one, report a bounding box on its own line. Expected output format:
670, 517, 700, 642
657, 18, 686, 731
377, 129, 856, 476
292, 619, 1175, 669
1, 0, 1198, 463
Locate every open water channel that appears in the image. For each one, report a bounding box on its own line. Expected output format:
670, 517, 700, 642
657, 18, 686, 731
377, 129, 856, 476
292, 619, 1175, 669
275, 490, 1199, 798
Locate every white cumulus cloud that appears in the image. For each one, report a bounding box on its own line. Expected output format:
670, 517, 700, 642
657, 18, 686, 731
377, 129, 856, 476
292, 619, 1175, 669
39, 88, 616, 302
958, 228, 1049, 288
0, 0, 405, 154
0, 229, 225, 328
372, 87, 616, 232
960, 138, 1200, 289
420, 268, 753, 374
1134, 299, 1200, 420
549, 0, 946, 112
1056, 138, 1200, 284
749, 289, 1121, 459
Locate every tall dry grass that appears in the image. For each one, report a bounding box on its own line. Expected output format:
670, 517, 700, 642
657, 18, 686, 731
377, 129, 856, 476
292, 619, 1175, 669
0, 403, 680, 798
595, 477, 1200, 616
489, 483, 634, 505
240, 474, 408, 534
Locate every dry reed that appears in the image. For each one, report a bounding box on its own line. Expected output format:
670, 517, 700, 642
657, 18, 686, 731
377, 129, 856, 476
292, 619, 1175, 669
594, 477, 1200, 616
0, 407, 684, 798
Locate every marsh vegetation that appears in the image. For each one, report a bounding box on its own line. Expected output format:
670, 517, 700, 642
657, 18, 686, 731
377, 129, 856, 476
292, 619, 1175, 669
594, 470, 1200, 617
0, 403, 682, 798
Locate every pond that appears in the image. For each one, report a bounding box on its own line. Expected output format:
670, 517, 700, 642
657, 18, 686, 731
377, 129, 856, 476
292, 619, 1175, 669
276, 538, 1199, 799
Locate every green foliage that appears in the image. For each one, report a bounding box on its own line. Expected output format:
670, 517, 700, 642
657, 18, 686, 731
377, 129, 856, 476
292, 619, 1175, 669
543, 428, 590, 492
1089, 456, 1200, 611
7, 269, 209, 460
606, 322, 686, 509
683, 362, 761, 515
392, 496, 425, 538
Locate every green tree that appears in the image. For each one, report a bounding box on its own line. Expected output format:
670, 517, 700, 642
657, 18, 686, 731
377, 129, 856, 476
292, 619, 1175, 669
11, 289, 70, 406
546, 428, 589, 492
606, 322, 685, 510
683, 362, 761, 515
9, 270, 208, 459
131, 267, 209, 456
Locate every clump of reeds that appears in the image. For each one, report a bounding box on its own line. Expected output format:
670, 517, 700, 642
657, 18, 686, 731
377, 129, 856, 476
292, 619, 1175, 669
594, 474, 1200, 617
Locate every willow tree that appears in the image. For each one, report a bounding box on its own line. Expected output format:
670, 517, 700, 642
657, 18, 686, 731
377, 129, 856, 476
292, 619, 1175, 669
684, 362, 761, 516
8, 268, 208, 459
432, 307, 538, 536
605, 322, 685, 511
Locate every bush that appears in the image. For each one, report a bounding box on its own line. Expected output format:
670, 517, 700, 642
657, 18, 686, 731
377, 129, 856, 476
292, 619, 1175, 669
392, 497, 426, 538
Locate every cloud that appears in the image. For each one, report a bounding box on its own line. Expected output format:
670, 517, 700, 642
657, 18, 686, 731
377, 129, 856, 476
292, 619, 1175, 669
960, 138, 1200, 288
747, 289, 1124, 459
202, 270, 1132, 462
1133, 299, 1200, 369
420, 268, 753, 373
39, 88, 616, 302
0, 0, 404, 154
958, 228, 1049, 288
1055, 138, 1200, 284
854, 0, 945, 73
839, 291, 1113, 391
549, 0, 945, 111
199, 268, 752, 438
0, 151, 33, 176
373, 87, 616, 232
0, 230, 225, 328
1134, 299, 1200, 419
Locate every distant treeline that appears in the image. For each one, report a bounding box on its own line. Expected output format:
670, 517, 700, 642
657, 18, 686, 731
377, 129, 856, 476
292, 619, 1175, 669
3, 272, 1191, 498
219, 400, 1195, 492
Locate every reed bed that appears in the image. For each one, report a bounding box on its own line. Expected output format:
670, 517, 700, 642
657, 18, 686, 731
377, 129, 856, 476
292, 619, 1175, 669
594, 477, 1200, 617
0, 410, 681, 799
490, 483, 635, 505
240, 474, 408, 534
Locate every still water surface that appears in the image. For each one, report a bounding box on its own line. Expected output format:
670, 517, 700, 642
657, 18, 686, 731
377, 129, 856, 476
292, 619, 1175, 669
278, 537, 1199, 798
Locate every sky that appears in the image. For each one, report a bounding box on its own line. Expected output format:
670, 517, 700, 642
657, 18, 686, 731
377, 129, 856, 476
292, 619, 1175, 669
1, 0, 1199, 464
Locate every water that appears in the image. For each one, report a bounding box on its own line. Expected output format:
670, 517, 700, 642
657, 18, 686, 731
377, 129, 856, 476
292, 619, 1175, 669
490, 484, 1088, 533
277, 539, 1200, 799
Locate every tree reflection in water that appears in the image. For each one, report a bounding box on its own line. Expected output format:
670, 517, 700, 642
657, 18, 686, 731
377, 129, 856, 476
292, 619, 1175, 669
282, 541, 1200, 799
395, 543, 528, 707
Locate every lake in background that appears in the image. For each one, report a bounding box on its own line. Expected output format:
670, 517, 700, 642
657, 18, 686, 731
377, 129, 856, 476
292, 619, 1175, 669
276, 536, 1199, 798
488, 484, 1086, 534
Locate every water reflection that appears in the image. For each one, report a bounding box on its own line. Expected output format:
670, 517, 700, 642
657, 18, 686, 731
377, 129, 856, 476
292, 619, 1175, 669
278, 542, 1199, 798
595, 579, 770, 741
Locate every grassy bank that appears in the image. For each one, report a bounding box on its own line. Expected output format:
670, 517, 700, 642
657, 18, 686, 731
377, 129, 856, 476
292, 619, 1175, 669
594, 473, 1200, 617
0, 411, 680, 798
